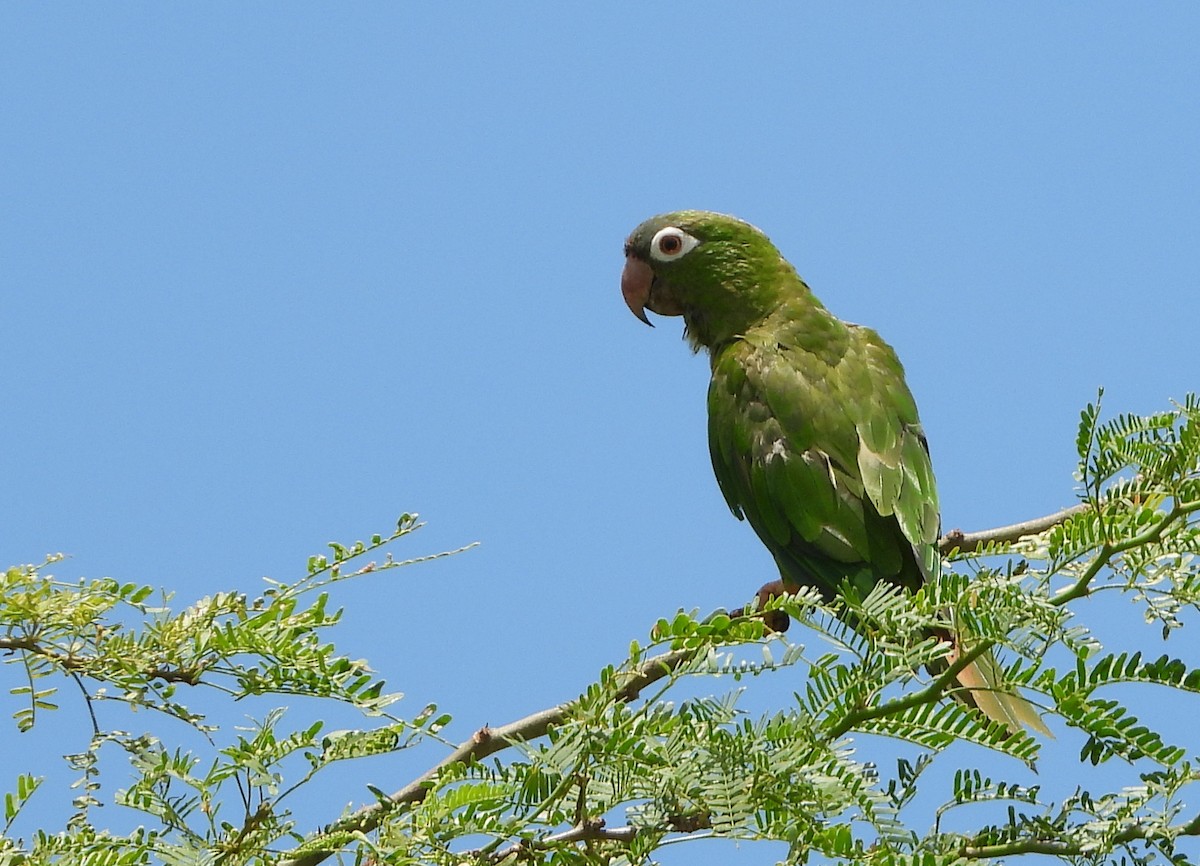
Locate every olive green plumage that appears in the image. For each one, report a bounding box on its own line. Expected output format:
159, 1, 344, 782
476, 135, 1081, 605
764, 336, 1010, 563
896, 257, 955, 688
623, 210, 938, 598
621, 210, 1048, 735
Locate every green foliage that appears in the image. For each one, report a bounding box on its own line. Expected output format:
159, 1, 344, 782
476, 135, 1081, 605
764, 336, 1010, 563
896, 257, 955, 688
0, 516, 471, 863
3, 398, 1200, 865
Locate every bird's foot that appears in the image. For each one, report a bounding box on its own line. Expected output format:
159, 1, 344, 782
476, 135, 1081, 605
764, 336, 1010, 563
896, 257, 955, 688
730, 579, 790, 633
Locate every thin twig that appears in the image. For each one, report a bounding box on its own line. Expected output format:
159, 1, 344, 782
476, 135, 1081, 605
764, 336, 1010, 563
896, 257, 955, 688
1054, 499, 1200, 606
960, 809, 1200, 859
939, 504, 1088, 555
0, 635, 208, 684
827, 640, 993, 739
68, 671, 101, 737
478, 819, 640, 863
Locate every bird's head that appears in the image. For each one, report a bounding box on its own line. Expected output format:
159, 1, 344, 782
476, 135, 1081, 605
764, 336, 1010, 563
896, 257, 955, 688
621, 210, 799, 351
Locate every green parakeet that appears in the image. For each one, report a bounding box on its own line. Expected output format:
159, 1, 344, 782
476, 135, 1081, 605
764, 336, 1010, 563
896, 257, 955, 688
621, 210, 1048, 735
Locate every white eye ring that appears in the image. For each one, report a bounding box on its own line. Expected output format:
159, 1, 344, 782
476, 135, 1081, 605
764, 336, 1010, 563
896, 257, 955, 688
648, 226, 700, 263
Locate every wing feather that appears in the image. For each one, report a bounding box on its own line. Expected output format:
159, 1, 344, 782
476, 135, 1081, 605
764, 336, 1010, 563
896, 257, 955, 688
707, 320, 939, 597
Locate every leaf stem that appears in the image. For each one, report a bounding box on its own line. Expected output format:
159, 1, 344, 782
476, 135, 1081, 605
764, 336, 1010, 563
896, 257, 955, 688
828, 641, 992, 739
1053, 499, 1200, 606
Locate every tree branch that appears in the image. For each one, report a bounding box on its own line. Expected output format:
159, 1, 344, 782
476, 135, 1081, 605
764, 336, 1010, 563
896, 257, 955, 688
485, 807, 1200, 862
939, 504, 1088, 555
476, 818, 641, 863
279, 647, 696, 866
0, 635, 208, 685
960, 809, 1200, 859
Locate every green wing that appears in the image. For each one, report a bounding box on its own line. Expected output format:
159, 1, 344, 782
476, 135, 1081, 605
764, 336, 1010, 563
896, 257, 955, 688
707, 321, 939, 598
851, 326, 940, 581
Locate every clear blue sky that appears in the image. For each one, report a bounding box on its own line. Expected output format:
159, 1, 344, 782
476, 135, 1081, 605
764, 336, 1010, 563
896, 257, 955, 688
4, 4, 1198, 861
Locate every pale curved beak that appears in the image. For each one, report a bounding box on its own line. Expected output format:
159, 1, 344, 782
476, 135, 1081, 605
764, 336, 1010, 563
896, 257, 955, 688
620, 255, 654, 326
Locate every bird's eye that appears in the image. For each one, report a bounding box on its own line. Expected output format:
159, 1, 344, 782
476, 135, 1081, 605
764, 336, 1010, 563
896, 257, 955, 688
649, 226, 700, 263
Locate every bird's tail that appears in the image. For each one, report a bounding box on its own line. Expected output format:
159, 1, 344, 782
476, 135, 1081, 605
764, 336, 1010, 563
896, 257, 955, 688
946, 642, 1052, 736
